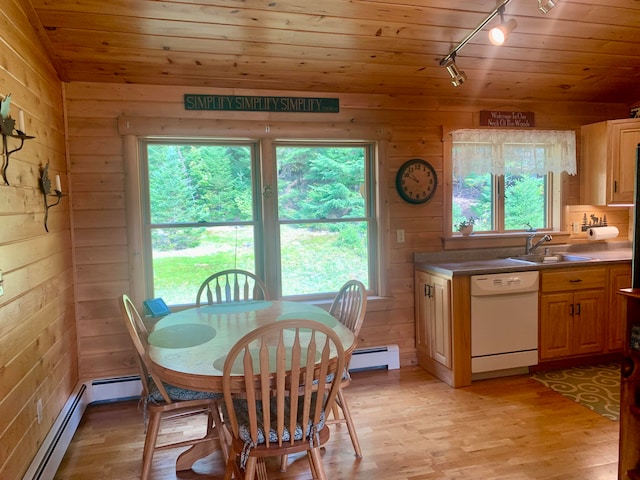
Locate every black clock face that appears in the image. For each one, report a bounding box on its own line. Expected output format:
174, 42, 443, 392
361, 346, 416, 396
395, 159, 437, 204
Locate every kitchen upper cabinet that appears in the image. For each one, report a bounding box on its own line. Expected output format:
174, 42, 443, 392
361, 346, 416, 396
539, 267, 606, 361
580, 118, 640, 205
415, 270, 452, 369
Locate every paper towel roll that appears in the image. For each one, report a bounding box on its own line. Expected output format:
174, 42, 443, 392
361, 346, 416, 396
587, 226, 619, 240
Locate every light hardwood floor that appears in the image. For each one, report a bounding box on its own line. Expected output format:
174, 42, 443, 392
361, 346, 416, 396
54, 367, 620, 480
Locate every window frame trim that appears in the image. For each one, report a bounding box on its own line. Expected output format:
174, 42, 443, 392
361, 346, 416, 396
138, 138, 265, 303
442, 126, 567, 249
271, 140, 378, 299
121, 119, 391, 308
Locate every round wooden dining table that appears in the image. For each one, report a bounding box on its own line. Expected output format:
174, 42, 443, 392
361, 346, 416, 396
148, 299, 356, 393
147, 300, 356, 473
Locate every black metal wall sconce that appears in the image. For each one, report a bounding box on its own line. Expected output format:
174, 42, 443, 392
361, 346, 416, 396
40, 163, 65, 232
1, 94, 35, 185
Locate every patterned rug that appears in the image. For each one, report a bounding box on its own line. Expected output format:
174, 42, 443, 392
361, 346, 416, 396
531, 362, 620, 421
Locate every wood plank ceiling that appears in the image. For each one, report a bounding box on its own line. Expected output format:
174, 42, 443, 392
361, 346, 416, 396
25, 0, 640, 104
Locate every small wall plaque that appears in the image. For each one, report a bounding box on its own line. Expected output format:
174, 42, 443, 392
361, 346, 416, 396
480, 110, 535, 128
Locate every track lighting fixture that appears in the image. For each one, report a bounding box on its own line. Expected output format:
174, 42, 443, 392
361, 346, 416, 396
488, 6, 517, 46
439, 0, 556, 86
537, 0, 556, 13
443, 56, 467, 87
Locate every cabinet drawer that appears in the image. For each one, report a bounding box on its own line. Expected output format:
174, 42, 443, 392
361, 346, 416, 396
541, 267, 606, 293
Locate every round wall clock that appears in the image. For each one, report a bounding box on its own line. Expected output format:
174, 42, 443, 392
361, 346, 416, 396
395, 158, 437, 204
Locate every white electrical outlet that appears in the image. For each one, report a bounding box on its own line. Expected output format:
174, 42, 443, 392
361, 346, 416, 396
36, 399, 43, 424
572, 222, 580, 234
396, 229, 405, 243
0, 270, 4, 297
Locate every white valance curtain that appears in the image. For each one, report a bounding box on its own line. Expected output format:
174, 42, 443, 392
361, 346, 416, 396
451, 129, 577, 177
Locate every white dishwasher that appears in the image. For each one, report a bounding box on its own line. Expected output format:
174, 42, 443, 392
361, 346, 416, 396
470, 271, 539, 377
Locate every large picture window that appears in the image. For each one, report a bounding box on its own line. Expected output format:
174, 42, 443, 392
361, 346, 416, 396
451, 129, 576, 233
276, 143, 374, 297
143, 141, 260, 305
140, 139, 377, 305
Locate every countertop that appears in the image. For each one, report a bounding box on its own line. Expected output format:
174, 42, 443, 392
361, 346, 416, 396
415, 246, 632, 276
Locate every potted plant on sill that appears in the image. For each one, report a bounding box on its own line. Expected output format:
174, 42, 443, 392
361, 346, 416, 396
456, 217, 475, 236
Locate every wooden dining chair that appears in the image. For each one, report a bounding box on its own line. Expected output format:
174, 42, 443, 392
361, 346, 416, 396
120, 294, 227, 480
221, 319, 345, 480
326, 279, 367, 458
196, 269, 269, 306
280, 280, 367, 472
329, 280, 367, 452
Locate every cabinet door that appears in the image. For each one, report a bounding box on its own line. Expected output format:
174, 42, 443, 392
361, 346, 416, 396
414, 271, 431, 356
540, 292, 573, 360
610, 122, 640, 204
572, 290, 606, 356
430, 275, 451, 368
580, 121, 608, 205
608, 265, 632, 352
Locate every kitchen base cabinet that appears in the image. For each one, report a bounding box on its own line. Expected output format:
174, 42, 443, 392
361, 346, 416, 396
416, 262, 630, 386
539, 267, 606, 362
415, 270, 472, 387
430, 274, 452, 367
572, 291, 607, 355
415, 271, 451, 369
539, 292, 573, 359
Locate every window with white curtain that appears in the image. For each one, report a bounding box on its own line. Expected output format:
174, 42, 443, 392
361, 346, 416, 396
451, 129, 576, 233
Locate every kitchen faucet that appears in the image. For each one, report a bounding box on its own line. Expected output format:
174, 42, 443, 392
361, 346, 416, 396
525, 233, 553, 254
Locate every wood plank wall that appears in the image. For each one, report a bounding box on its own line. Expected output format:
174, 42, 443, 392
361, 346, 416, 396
0, 3, 633, 478
0, 1, 75, 478
64, 82, 629, 381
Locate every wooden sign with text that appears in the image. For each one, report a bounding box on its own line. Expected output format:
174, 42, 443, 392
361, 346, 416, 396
480, 110, 535, 127
184, 94, 339, 113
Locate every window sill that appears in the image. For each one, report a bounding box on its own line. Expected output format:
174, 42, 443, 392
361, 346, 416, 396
443, 231, 571, 250
306, 295, 393, 312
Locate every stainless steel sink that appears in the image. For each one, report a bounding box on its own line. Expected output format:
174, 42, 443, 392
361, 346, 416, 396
507, 253, 592, 264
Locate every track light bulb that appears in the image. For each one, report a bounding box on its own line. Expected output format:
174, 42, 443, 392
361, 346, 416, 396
443, 58, 467, 87
488, 18, 517, 46
537, 0, 556, 14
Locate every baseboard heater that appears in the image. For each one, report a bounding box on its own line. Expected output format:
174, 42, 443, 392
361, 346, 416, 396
349, 344, 400, 371
22, 376, 142, 480
90, 375, 142, 403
